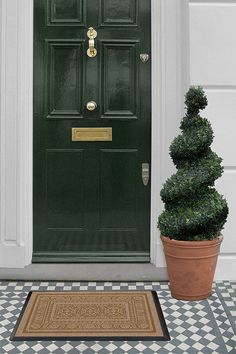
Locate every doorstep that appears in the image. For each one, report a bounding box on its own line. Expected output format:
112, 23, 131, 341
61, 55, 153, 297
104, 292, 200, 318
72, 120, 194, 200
0, 264, 168, 281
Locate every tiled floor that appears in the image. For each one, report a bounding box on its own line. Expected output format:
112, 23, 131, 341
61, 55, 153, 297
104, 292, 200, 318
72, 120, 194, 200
0, 281, 235, 354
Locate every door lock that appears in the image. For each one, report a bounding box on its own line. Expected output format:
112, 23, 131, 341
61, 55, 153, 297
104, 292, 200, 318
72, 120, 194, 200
142, 163, 149, 186
87, 27, 97, 57
140, 53, 150, 63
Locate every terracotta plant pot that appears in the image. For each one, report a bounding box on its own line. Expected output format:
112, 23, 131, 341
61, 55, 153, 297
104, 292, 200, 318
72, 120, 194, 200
161, 235, 223, 301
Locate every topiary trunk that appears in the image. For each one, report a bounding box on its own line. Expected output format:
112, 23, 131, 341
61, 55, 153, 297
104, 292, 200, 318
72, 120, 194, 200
158, 86, 228, 241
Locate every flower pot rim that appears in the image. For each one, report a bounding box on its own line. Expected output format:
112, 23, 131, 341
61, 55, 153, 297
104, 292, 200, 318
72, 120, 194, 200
161, 234, 223, 246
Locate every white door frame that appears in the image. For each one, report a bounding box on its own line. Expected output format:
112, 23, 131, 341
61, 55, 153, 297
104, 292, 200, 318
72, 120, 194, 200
0, 0, 188, 268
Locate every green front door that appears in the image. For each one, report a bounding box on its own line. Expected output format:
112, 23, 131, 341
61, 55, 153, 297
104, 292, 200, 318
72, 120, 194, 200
33, 0, 151, 263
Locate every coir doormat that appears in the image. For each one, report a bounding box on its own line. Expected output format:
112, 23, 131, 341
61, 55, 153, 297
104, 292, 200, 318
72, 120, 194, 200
11, 291, 170, 341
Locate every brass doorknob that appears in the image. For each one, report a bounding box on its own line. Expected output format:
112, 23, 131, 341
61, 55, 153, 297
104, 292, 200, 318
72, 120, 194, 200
86, 101, 97, 111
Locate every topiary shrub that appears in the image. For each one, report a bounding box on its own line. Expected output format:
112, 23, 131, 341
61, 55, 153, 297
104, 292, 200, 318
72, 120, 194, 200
158, 86, 229, 241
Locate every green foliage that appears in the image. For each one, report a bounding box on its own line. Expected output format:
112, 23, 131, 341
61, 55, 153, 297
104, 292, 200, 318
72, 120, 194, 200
158, 86, 229, 241
185, 85, 208, 116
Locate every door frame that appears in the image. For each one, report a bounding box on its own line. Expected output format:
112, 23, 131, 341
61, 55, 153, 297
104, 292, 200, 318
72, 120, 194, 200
0, 0, 189, 268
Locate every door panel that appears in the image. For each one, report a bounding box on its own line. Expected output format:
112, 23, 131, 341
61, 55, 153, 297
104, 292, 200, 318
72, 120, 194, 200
99, 149, 137, 228
46, 150, 85, 228
102, 42, 138, 118
33, 0, 151, 262
46, 41, 84, 117
99, 0, 138, 26
48, 0, 86, 26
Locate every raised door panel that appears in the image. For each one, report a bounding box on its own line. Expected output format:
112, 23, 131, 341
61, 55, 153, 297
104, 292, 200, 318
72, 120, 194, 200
101, 41, 139, 119
46, 41, 84, 118
46, 149, 85, 228
47, 0, 86, 26
99, 149, 138, 229
99, 0, 138, 26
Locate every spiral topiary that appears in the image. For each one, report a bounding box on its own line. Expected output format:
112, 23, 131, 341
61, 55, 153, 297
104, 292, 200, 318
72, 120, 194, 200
158, 86, 229, 241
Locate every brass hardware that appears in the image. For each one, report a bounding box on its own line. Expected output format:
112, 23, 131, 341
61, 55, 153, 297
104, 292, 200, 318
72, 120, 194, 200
87, 27, 97, 39
87, 27, 97, 58
140, 53, 150, 63
142, 163, 149, 186
72, 127, 112, 142
86, 101, 97, 111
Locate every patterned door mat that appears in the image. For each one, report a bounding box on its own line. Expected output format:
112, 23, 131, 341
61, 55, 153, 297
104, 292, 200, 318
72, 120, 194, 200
10, 290, 169, 341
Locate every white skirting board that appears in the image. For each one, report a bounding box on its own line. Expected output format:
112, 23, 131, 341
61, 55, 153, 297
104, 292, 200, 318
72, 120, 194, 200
0, 246, 26, 269
215, 255, 236, 280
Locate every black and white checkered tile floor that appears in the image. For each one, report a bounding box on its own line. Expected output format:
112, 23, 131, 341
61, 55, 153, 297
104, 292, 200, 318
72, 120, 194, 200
0, 281, 235, 354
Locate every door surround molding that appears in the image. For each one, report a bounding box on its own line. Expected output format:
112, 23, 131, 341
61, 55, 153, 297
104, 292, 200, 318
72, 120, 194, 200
0, 0, 189, 269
